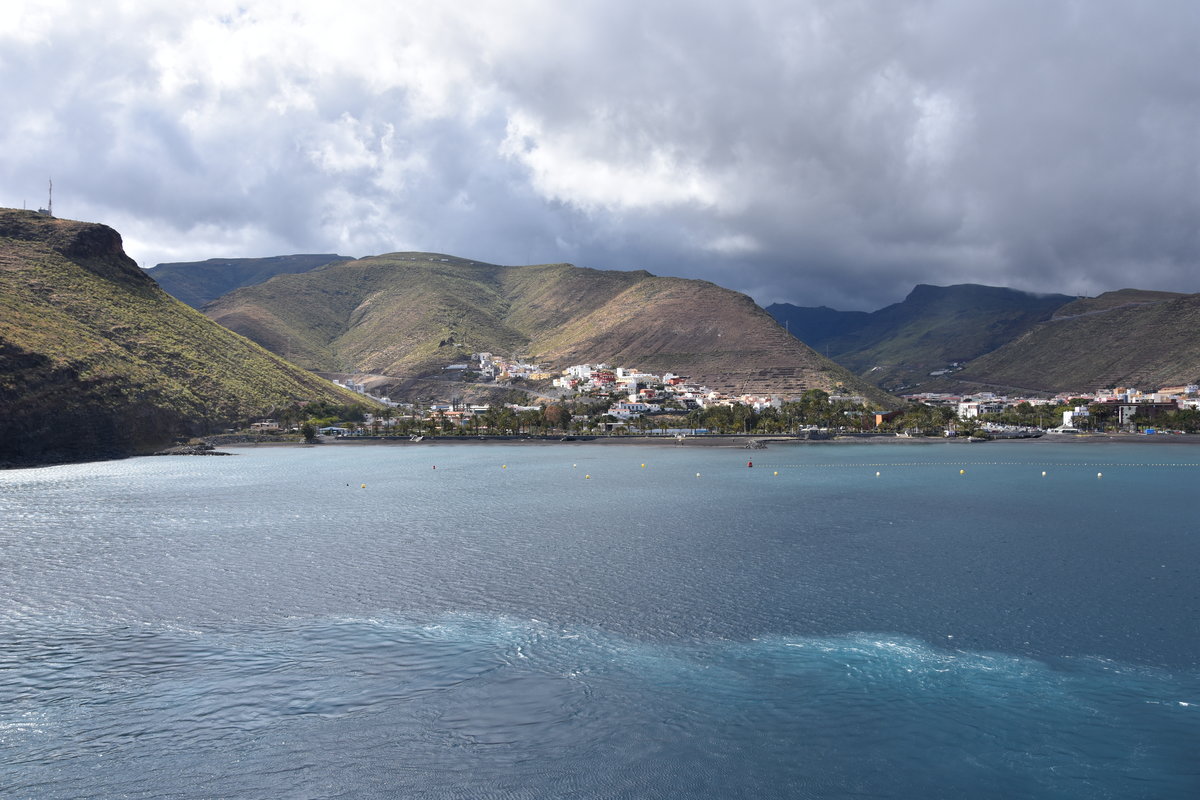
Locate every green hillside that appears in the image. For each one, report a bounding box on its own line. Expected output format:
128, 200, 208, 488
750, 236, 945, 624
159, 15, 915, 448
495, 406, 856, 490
945, 290, 1200, 393
146, 253, 352, 308
0, 210, 370, 466
205, 253, 897, 407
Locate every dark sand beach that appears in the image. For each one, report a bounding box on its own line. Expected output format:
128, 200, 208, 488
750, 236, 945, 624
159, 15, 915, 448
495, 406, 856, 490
210, 432, 1200, 450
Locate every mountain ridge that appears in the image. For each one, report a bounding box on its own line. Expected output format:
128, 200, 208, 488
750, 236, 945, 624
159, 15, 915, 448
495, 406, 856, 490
769, 283, 1076, 391
204, 253, 898, 406
771, 283, 1199, 395
147, 253, 353, 308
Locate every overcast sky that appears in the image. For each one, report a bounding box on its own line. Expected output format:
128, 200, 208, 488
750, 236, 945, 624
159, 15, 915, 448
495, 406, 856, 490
3, 1, 1197, 310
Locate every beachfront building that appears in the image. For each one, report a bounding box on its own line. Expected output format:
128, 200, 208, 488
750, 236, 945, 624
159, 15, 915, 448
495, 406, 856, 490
957, 399, 1005, 419
739, 395, 782, 411
608, 401, 661, 419
1117, 400, 1178, 428
1062, 406, 1090, 428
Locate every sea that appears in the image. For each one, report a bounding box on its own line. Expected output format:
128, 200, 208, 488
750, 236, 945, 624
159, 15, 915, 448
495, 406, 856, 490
1, 440, 1197, 799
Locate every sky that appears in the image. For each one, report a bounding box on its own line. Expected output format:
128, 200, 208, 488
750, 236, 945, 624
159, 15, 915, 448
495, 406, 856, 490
2, 1, 1197, 311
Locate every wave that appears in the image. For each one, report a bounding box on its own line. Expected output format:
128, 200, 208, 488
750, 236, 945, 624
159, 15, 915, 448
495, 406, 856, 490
4, 613, 1197, 799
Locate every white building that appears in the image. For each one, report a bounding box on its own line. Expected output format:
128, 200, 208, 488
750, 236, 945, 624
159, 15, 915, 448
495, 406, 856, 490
609, 401, 661, 419
957, 400, 1005, 419
564, 364, 598, 379
739, 395, 781, 411
1062, 406, 1090, 428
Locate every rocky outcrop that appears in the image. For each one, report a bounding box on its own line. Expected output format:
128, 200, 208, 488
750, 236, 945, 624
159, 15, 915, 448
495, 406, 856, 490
153, 442, 232, 456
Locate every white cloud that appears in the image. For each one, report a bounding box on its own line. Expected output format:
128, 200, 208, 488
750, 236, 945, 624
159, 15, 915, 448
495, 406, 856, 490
501, 112, 722, 212
706, 234, 761, 256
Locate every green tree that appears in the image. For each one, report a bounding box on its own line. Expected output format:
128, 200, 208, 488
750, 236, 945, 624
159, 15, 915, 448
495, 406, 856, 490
1087, 403, 1117, 431
300, 422, 318, 443
891, 403, 953, 435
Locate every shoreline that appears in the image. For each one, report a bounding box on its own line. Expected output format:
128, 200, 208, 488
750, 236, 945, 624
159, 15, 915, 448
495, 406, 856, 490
216, 431, 1200, 449
7, 431, 1195, 470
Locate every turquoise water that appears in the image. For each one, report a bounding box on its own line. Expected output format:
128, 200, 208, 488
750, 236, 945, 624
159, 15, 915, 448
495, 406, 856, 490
1, 441, 1197, 798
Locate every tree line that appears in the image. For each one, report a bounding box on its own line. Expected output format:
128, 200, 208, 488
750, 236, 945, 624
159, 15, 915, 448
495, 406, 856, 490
274, 393, 1200, 441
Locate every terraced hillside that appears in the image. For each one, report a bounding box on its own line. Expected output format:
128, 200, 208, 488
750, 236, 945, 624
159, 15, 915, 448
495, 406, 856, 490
944, 289, 1200, 393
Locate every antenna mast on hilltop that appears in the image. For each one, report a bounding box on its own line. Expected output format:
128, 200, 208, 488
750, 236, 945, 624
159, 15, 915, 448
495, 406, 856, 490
36, 179, 54, 218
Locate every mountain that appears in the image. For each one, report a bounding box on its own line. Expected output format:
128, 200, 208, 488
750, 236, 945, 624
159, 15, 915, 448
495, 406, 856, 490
942, 289, 1200, 393
763, 304, 870, 353
204, 252, 897, 406
0, 210, 368, 467
146, 253, 352, 308
769, 284, 1075, 391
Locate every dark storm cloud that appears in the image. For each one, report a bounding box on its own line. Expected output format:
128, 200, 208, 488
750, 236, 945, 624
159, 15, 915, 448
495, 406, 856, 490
2, 1, 1196, 310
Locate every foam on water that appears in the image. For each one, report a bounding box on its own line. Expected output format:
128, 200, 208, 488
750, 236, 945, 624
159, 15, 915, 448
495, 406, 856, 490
2, 613, 1197, 799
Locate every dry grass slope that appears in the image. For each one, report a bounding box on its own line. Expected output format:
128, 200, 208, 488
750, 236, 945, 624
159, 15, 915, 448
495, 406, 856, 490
204, 253, 897, 406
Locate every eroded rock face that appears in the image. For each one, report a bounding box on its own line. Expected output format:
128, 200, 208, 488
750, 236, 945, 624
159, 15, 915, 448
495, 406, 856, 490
153, 442, 231, 456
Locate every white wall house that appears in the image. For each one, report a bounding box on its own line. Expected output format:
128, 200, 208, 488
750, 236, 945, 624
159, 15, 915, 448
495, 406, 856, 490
608, 402, 661, 419
1062, 406, 1090, 427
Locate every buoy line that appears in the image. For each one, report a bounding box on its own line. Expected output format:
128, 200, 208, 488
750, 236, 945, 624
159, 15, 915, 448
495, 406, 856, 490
755, 461, 1200, 469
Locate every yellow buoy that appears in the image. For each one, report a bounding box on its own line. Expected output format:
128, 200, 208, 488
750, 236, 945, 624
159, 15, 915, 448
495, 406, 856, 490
774, 471, 778, 476
585, 474, 590, 479
361, 484, 366, 488
959, 469, 965, 475
641, 463, 646, 468
696, 473, 701, 478
876, 471, 881, 477
502, 464, 507, 469
1041, 471, 1046, 477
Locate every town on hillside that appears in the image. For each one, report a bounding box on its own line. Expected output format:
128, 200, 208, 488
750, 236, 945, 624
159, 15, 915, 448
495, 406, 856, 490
246, 352, 1200, 439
